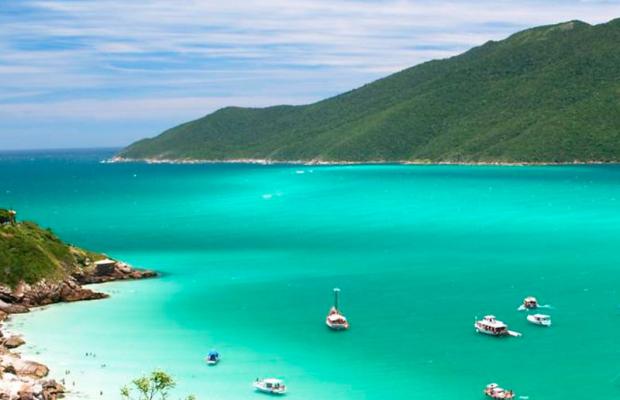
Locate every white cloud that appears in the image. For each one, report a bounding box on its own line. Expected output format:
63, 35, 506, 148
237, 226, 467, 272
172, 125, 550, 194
0, 95, 314, 120
0, 0, 619, 145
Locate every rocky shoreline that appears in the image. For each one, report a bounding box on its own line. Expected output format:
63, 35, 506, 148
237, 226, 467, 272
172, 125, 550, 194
0, 259, 156, 399
105, 156, 616, 167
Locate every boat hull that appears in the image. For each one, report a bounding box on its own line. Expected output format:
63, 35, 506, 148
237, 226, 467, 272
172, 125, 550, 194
205, 355, 220, 365
253, 384, 286, 395
326, 320, 349, 330
474, 323, 507, 336
484, 391, 515, 399
475, 328, 506, 336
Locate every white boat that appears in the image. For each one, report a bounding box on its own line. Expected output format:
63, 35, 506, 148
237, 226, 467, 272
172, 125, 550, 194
326, 288, 349, 330
518, 296, 538, 311
484, 383, 515, 399
253, 378, 286, 395
475, 315, 521, 337
527, 313, 551, 327
205, 350, 220, 365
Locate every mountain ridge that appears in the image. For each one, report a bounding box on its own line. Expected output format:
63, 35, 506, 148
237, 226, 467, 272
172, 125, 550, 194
118, 19, 620, 163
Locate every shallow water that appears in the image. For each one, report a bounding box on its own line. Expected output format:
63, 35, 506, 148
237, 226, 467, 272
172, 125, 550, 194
2, 149, 620, 399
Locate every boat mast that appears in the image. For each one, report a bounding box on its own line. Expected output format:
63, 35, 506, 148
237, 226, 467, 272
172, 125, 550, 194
333, 288, 340, 310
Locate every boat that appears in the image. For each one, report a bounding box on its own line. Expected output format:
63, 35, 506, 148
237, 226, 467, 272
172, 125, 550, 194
474, 315, 521, 337
526, 313, 551, 327
205, 350, 220, 365
253, 378, 286, 395
484, 383, 515, 399
326, 288, 349, 330
518, 296, 538, 311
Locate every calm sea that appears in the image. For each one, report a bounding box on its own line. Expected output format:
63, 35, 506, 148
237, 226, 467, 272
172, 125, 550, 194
2, 149, 620, 399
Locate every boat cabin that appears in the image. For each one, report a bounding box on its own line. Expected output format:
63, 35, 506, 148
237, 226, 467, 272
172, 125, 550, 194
254, 378, 287, 394
481, 315, 507, 330
475, 315, 509, 335
263, 379, 284, 389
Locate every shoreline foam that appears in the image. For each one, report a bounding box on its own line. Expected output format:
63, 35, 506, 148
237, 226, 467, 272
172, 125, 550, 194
104, 156, 616, 167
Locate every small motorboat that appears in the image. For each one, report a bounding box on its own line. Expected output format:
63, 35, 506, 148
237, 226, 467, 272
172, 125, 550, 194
205, 350, 220, 365
475, 315, 521, 337
518, 296, 538, 311
253, 378, 286, 395
326, 288, 349, 330
484, 383, 515, 399
526, 313, 551, 327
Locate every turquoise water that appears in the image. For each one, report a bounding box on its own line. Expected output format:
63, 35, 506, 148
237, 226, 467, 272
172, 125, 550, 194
2, 149, 620, 399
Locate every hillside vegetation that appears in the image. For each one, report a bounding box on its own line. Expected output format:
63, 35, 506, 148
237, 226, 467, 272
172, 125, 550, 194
119, 19, 620, 163
0, 210, 103, 287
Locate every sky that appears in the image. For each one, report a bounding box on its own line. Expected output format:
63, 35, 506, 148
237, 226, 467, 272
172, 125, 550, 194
1, 0, 619, 150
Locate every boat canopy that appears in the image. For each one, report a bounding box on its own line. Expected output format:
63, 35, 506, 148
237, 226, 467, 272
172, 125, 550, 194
208, 350, 219, 357
481, 316, 507, 328
263, 378, 283, 385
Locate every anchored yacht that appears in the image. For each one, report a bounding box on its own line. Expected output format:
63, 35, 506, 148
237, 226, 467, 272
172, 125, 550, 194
484, 383, 515, 399
253, 378, 286, 395
475, 315, 521, 337
518, 296, 539, 311
527, 313, 551, 327
326, 288, 349, 330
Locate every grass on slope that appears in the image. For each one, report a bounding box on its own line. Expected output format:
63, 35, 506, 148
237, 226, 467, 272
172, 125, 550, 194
0, 212, 104, 287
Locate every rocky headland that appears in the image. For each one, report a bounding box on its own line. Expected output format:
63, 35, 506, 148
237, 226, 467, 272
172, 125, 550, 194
0, 210, 156, 399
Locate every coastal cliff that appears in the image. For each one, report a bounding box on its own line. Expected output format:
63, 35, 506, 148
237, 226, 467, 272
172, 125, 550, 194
0, 210, 156, 399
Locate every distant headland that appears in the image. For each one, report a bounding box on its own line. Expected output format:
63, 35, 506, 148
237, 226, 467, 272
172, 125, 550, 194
117, 19, 620, 165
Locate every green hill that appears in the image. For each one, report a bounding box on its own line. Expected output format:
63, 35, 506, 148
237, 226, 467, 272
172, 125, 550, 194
0, 209, 104, 287
118, 19, 620, 163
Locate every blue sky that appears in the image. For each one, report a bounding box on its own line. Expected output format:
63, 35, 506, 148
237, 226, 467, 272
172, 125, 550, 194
1, 0, 619, 150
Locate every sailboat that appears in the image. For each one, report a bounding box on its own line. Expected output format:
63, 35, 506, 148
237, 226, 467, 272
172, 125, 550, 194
326, 288, 349, 330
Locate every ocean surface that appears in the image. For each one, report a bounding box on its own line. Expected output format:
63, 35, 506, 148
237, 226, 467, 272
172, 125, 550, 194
2, 149, 620, 399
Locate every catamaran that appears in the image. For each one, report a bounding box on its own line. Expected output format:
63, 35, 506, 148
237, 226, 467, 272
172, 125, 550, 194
527, 313, 551, 327
475, 315, 521, 337
326, 288, 349, 330
253, 378, 287, 395
484, 383, 515, 399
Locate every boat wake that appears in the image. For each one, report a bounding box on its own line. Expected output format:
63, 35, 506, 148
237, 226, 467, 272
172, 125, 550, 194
517, 304, 552, 311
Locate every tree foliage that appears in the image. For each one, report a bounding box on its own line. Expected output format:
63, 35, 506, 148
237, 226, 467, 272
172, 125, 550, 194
121, 370, 194, 400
